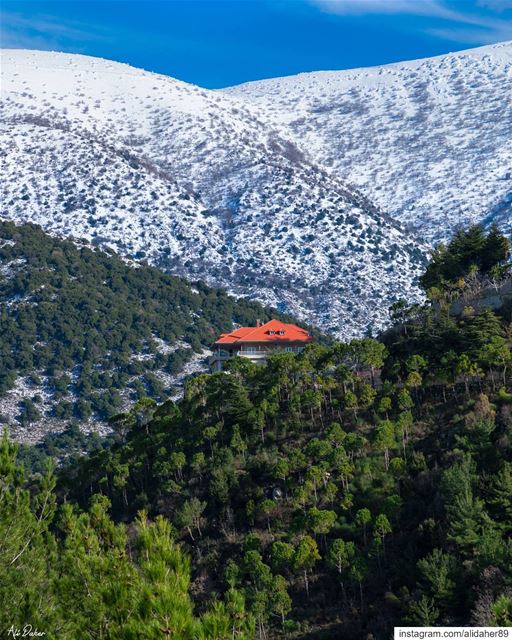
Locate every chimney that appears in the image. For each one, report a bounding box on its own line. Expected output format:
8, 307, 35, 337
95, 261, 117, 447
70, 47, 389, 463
256, 319, 262, 327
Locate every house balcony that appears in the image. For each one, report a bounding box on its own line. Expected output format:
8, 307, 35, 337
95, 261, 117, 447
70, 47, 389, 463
209, 344, 305, 372
209, 347, 270, 371
238, 350, 268, 359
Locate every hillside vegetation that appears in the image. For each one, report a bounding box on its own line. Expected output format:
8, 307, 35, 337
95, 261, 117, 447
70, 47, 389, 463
2, 226, 512, 638
0, 221, 303, 441
227, 42, 512, 241
1, 48, 432, 336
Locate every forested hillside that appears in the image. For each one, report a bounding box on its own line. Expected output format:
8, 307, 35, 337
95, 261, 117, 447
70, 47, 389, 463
0, 221, 304, 442
2, 226, 512, 638
1, 49, 429, 337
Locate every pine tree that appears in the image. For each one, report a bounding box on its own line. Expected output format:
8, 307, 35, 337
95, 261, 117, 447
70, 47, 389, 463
407, 595, 440, 625
481, 224, 510, 273
488, 462, 512, 524
417, 549, 456, 609
293, 536, 321, 598
0, 431, 59, 635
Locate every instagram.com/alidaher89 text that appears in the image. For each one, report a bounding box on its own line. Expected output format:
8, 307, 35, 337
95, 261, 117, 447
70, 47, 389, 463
395, 629, 510, 640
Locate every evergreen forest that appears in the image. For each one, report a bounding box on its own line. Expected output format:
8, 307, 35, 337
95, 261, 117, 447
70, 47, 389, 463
1, 224, 512, 638
0, 221, 303, 436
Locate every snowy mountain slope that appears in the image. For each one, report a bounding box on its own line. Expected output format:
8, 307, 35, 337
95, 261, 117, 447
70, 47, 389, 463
227, 41, 512, 242
1, 122, 224, 266
0, 49, 426, 337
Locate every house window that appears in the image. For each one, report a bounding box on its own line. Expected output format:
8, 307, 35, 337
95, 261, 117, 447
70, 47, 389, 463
268, 330, 275, 335
245, 346, 257, 353
285, 346, 294, 352
278, 330, 285, 335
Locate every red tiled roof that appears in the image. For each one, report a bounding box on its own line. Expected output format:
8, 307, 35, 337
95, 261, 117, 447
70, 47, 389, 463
215, 319, 313, 345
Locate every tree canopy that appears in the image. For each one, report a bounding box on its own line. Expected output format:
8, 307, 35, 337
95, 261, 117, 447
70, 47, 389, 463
3, 223, 512, 637
420, 224, 510, 293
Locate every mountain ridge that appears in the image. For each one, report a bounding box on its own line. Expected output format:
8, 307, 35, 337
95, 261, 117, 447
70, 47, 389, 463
227, 40, 512, 242
1, 48, 427, 337
2, 43, 511, 335
227, 40, 512, 87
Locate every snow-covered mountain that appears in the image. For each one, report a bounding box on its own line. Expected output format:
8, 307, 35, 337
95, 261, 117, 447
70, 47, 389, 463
0, 49, 427, 337
228, 42, 512, 243
1, 44, 510, 336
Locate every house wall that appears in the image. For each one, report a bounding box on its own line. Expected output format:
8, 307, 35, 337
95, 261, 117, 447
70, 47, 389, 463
209, 341, 308, 371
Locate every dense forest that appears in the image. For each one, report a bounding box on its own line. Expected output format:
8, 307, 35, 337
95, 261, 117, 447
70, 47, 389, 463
0, 221, 306, 438
2, 225, 512, 638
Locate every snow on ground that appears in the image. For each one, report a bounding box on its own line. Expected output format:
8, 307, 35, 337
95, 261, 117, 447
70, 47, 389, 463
1, 43, 510, 442
0, 340, 210, 444
1, 48, 428, 337
1, 43, 509, 340
227, 41, 512, 242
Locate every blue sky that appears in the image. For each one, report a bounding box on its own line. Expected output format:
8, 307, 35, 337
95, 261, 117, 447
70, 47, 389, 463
1, 0, 512, 87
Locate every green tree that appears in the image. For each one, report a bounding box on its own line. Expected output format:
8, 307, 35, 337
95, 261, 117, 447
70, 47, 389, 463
417, 549, 456, 609
176, 498, 207, 542
269, 575, 292, 626
326, 538, 354, 576
355, 508, 372, 546
488, 462, 512, 524
374, 420, 396, 470
259, 499, 277, 532
293, 536, 321, 598
491, 595, 512, 626
307, 507, 337, 536
373, 513, 392, 554
397, 388, 414, 412
0, 432, 58, 634
270, 541, 294, 574
407, 595, 440, 625
481, 223, 510, 273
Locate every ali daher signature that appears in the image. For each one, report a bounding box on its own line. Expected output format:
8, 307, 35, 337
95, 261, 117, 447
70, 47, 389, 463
7, 625, 46, 638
